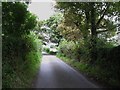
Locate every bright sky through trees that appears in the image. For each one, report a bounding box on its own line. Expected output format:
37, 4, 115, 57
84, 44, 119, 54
28, 2, 56, 20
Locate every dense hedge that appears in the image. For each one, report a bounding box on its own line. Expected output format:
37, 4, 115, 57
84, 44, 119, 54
2, 32, 42, 88
58, 40, 90, 62
2, 2, 41, 88
57, 40, 120, 87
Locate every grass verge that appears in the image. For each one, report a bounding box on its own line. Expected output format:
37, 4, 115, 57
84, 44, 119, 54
57, 54, 120, 88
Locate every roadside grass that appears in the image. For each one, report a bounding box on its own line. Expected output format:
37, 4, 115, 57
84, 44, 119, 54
57, 54, 120, 88
3, 53, 42, 88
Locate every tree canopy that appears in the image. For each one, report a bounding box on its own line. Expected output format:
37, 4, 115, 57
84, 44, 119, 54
2, 2, 37, 37
56, 2, 120, 40
55, 2, 120, 61
35, 13, 63, 44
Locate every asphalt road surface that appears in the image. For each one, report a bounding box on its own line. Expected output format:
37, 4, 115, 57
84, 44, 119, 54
32, 54, 99, 88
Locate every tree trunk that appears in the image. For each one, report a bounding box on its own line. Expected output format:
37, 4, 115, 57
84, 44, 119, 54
90, 2, 97, 64
83, 3, 91, 53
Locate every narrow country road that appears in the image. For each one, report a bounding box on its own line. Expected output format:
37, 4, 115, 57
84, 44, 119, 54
32, 54, 99, 88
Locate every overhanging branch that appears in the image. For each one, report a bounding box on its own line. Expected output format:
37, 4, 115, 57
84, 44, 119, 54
96, 3, 110, 28
97, 29, 108, 34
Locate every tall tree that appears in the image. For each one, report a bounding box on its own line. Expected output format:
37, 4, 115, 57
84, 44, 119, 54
2, 2, 37, 37
46, 13, 63, 44
55, 2, 120, 62
36, 13, 63, 44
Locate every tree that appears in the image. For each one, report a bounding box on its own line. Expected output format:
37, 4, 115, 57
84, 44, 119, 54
2, 2, 41, 88
2, 2, 37, 37
36, 13, 63, 44
44, 13, 63, 44
55, 2, 120, 62
2, 2, 37, 62
57, 19, 82, 42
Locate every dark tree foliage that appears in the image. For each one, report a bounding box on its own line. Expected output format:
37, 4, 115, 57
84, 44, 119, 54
2, 2, 37, 37
57, 2, 120, 87
2, 2, 38, 88
56, 2, 120, 62
2, 2, 37, 62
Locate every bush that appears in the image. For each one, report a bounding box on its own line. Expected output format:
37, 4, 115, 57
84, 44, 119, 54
2, 32, 42, 88
58, 40, 76, 59
58, 40, 90, 62
45, 48, 50, 53
57, 39, 120, 87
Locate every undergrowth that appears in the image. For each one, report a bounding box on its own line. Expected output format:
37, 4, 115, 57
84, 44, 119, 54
2, 32, 42, 88
57, 53, 120, 88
